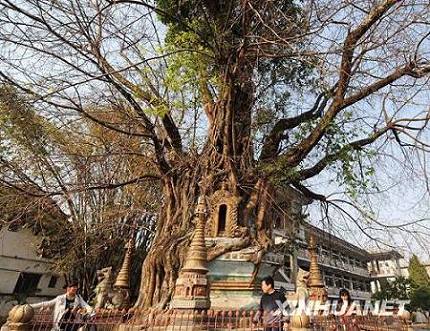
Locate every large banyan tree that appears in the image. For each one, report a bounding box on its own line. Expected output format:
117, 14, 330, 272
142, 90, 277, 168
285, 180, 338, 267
0, 0, 429, 307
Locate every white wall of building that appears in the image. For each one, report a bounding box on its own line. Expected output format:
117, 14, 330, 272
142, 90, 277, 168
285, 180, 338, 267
0, 227, 65, 318
368, 254, 405, 294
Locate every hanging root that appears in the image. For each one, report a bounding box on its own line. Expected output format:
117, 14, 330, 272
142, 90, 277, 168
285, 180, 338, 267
249, 246, 267, 284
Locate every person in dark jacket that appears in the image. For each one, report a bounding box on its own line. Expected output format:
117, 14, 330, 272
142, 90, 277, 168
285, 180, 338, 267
255, 276, 286, 331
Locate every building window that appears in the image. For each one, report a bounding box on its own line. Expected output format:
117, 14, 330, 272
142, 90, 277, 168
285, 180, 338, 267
325, 277, 334, 287
365, 282, 371, 292
324, 273, 334, 287
13, 273, 42, 294
48, 276, 59, 288
353, 281, 361, 290
334, 277, 343, 288
217, 204, 227, 235
332, 253, 338, 264
344, 279, 352, 290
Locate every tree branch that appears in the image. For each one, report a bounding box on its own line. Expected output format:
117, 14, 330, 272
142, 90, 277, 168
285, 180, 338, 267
0, 174, 160, 198
335, 0, 399, 100
291, 182, 326, 201
259, 91, 328, 161
282, 1, 429, 168
341, 63, 430, 110
294, 126, 391, 181
93, 47, 183, 152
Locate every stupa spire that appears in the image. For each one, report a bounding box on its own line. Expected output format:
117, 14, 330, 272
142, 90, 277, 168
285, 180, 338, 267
308, 234, 327, 302
114, 232, 135, 289
170, 194, 211, 309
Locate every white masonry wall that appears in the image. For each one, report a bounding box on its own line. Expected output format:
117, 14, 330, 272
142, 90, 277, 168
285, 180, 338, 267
0, 227, 65, 319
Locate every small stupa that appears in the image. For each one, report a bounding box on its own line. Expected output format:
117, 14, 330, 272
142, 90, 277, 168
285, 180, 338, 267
308, 234, 327, 302
114, 235, 135, 290
170, 195, 211, 309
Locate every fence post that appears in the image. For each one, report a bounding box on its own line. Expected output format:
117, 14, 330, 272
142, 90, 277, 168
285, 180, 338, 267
4, 305, 34, 331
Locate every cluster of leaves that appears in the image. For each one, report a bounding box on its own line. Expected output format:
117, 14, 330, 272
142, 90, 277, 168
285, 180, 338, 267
408, 255, 430, 287
156, 0, 312, 122
163, 26, 215, 113
155, 0, 215, 42
410, 287, 430, 312
334, 149, 377, 199
0, 86, 58, 159
156, 0, 217, 91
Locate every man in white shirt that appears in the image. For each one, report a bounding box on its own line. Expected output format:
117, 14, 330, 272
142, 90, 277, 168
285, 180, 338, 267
30, 279, 93, 331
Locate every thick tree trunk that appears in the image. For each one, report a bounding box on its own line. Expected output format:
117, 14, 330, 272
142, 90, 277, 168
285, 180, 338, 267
134, 165, 201, 308
134, 159, 278, 308
136, 139, 280, 307
135, 64, 275, 308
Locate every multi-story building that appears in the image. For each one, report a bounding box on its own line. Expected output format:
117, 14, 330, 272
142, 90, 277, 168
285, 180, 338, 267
274, 222, 372, 301
367, 250, 403, 292
302, 224, 371, 301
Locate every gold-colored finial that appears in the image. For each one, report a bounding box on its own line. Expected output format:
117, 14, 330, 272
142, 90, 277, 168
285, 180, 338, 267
307, 233, 328, 303
182, 195, 208, 273
114, 235, 135, 289
171, 193, 211, 309
195, 195, 207, 215
181, 194, 208, 273
308, 234, 324, 288
308, 233, 328, 303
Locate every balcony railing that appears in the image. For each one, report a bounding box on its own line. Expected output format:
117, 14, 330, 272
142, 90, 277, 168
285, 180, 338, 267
326, 287, 372, 300
369, 269, 402, 278
296, 249, 370, 278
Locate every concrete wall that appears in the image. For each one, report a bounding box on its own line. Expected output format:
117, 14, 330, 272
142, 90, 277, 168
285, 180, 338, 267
0, 228, 64, 318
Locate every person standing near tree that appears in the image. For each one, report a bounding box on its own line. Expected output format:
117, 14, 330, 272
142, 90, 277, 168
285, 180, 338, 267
28, 279, 93, 331
254, 276, 286, 331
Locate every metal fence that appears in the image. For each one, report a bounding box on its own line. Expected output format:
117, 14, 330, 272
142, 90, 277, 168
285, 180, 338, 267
29, 308, 412, 331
